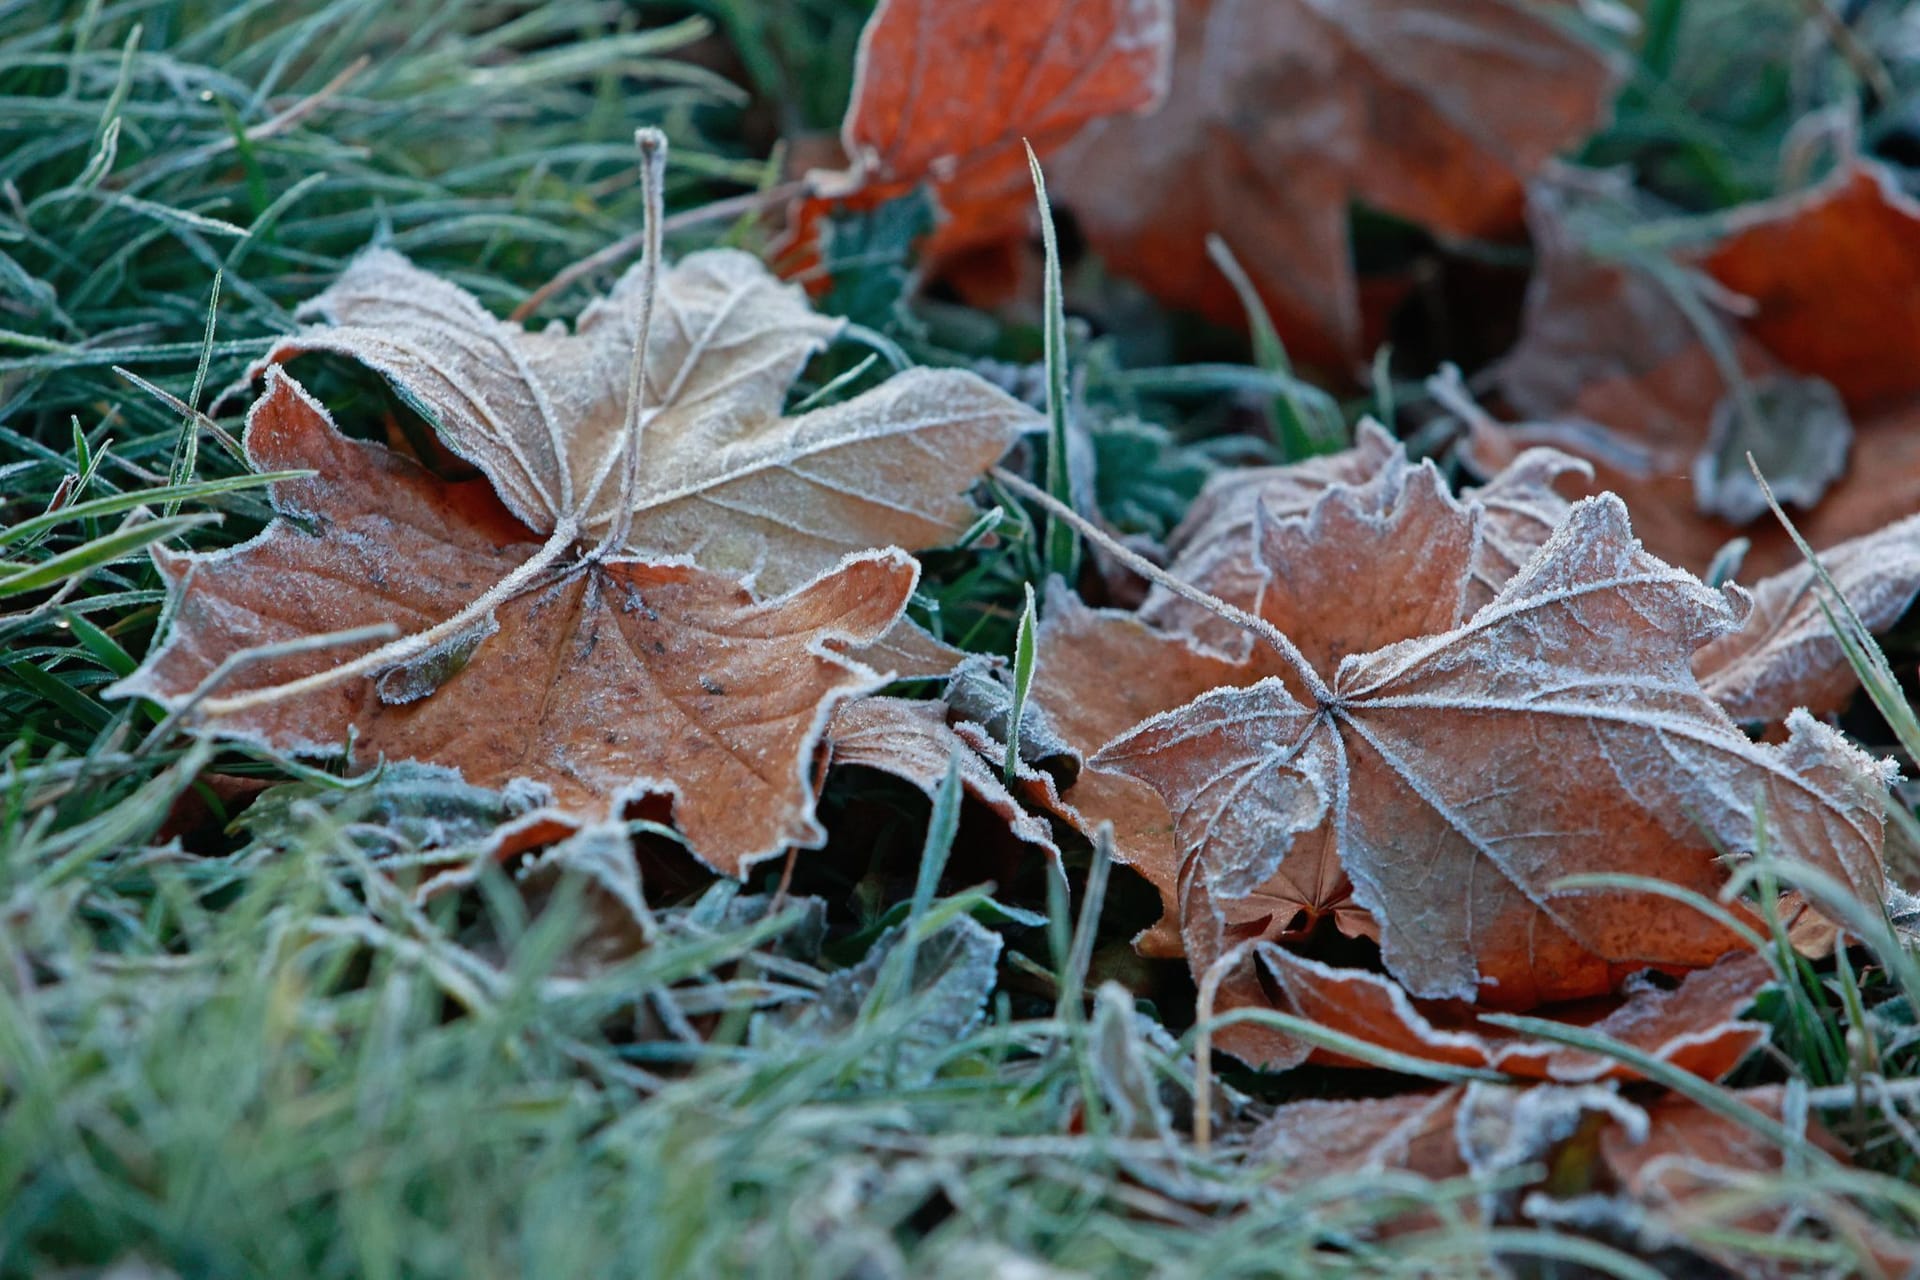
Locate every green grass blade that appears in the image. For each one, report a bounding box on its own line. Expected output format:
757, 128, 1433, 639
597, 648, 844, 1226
1026, 142, 1078, 582
0, 512, 216, 598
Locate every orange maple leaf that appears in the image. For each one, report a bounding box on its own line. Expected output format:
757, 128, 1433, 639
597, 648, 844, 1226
1048, 0, 1617, 371
786, 0, 1173, 284
112, 370, 917, 877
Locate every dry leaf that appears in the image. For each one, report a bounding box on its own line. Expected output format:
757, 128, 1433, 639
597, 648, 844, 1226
794, 0, 1173, 275
1255, 1082, 1896, 1275
1050, 0, 1616, 369
111, 370, 917, 876
1493, 166, 1696, 421
1237, 944, 1770, 1081
1255, 1087, 1471, 1204
1100, 487, 1892, 1005
1703, 161, 1920, 412
257, 247, 1032, 597
1487, 159, 1920, 583
1140, 425, 1590, 653
1598, 1088, 1913, 1280
1694, 515, 1920, 724
843, 619, 971, 682
1460, 445, 1593, 610
827, 696, 1062, 859
1255, 1082, 1653, 1242
1139, 421, 1403, 658
1031, 582, 1250, 955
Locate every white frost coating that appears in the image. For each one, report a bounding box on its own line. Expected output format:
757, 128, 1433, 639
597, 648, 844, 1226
109, 368, 923, 877
1102, 488, 1893, 1004
1456, 1081, 1648, 1202
253, 247, 1031, 598
1695, 513, 1920, 723
1140, 420, 1404, 659
1461, 444, 1593, 609
1251, 1088, 1462, 1180
1250, 944, 1768, 1082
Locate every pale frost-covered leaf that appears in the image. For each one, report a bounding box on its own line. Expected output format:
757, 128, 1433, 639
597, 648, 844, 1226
1030, 582, 1253, 956
1692, 375, 1852, 525
1138, 421, 1402, 657
257, 247, 1032, 596
754, 916, 1003, 1081
1460, 445, 1592, 609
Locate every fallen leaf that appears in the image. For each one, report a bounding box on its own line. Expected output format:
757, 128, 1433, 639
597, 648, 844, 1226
1100, 487, 1892, 1005
1459, 445, 1593, 610
1031, 582, 1251, 955
1487, 159, 1920, 582
1237, 945, 1770, 1081
1139, 424, 1591, 652
1703, 161, 1920, 412
1694, 514, 1920, 724
236, 761, 575, 875
1492, 165, 1696, 422
1255, 1082, 1897, 1274
753, 915, 1003, 1082
1597, 1087, 1913, 1280
827, 696, 1062, 859
111, 369, 918, 876
257, 246, 1031, 597
1137, 420, 1404, 658
1256, 1087, 1472, 1204
1050, 0, 1617, 369
793, 0, 1174, 277
843, 619, 971, 682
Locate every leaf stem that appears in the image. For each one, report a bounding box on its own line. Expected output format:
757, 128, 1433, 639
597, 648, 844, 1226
137, 620, 399, 754
508, 180, 808, 324
1190, 940, 1254, 1154
199, 518, 580, 716
591, 128, 668, 559
989, 465, 1329, 702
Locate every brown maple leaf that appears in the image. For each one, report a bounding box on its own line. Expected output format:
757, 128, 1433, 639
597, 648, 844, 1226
1098, 485, 1892, 1006
1032, 582, 1251, 955
1140, 424, 1592, 655
1048, 0, 1617, 370
1039, 446, 1605, 959
1237, 942, 1770, 1082
1485, 158, 1920, 582
111, 368, 918, 877
1255, 1082, 1900, 1274
788, 0, 1173, 283
256, 246, 1032, 598
1137, 420, 1403, 658
827, 696, 1061, 859
1694, 515, 1920, 725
